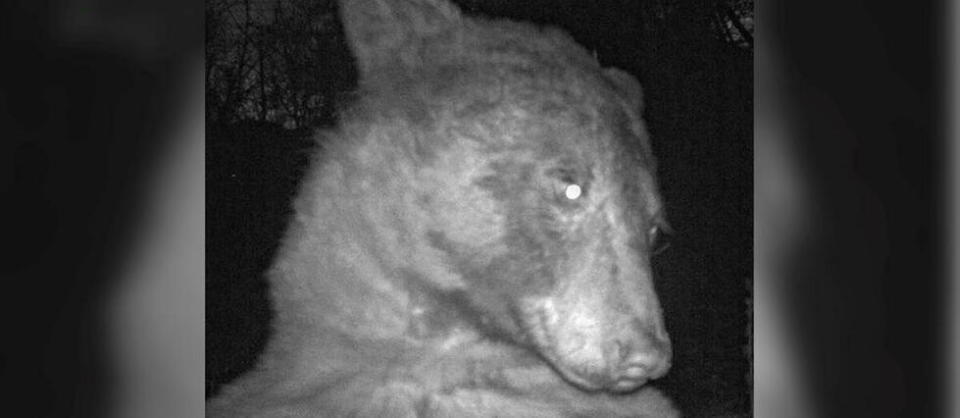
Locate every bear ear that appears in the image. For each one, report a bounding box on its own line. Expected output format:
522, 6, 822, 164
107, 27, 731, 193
604, 67, 656, 171
339, 0, 462, 76
603, 67, 645, 115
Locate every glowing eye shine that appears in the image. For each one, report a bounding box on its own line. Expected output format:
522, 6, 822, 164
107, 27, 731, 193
564, 183, 582, 200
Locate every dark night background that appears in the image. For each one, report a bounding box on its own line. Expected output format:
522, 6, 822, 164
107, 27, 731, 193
206, 0, 753, 416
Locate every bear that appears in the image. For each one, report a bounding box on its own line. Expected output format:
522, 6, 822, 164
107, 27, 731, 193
208, 0, 677, 416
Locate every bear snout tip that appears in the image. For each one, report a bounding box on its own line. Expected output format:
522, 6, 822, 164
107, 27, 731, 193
609, 335, 672, 392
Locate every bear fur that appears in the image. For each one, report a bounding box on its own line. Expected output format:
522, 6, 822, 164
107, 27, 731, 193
208, 0, 677, 416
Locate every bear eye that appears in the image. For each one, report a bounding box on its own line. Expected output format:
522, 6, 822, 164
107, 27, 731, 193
553, 174, 587, 203
543, 168, 588, 203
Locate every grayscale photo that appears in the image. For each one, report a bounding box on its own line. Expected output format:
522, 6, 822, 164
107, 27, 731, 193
205, 0, 753, 416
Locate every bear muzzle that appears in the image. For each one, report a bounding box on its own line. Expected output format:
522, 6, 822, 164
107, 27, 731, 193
608, 326, 672, 392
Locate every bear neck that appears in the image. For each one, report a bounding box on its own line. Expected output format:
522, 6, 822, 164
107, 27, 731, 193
268, 146, 481, 350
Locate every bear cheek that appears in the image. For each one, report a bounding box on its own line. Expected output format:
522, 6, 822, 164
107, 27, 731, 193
419, 181, 509, 257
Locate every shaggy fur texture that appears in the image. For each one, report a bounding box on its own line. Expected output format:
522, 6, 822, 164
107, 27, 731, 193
208, 0, 677, 416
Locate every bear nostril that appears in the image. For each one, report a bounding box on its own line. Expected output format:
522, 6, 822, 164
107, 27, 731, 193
615, 337, 671, 383
628, 353, 670, 380
621, 364, 648, 380
611, 357, 659, 392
